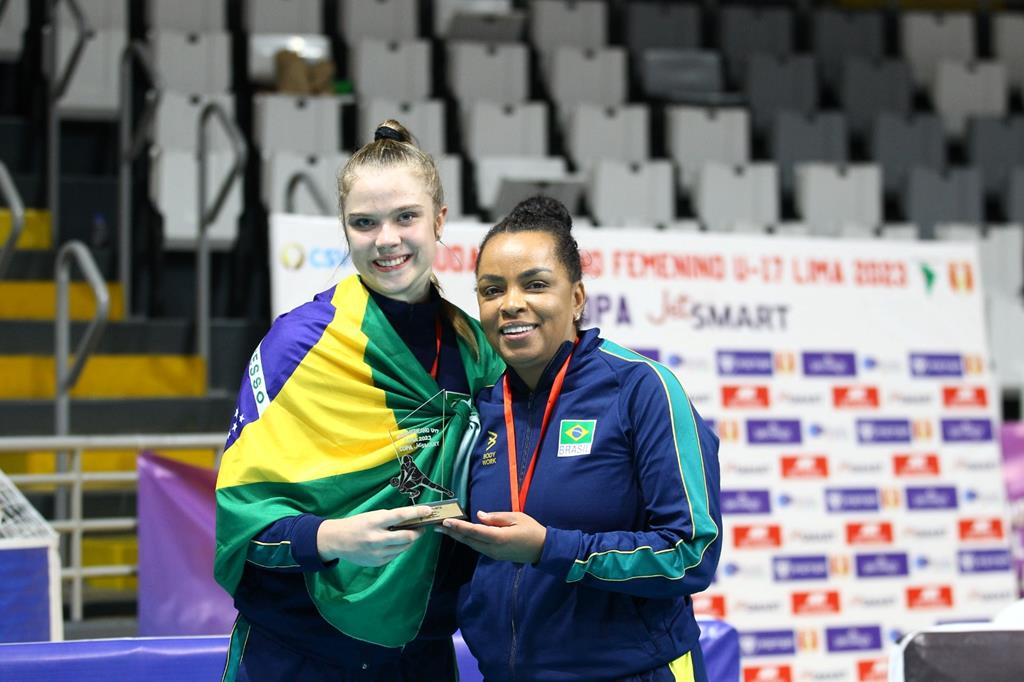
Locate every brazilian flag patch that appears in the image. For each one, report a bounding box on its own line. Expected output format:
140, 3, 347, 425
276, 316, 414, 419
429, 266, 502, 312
558, 419, 597, 457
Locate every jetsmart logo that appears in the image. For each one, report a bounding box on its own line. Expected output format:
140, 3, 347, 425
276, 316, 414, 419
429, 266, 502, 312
906, 585, 953, 610
780, 455, 829, 479
958, 518, 1004, 542
942, 386, 987, 408
833, 385, 880, 408
893, 453, 941, 477
722, 385, 771, 408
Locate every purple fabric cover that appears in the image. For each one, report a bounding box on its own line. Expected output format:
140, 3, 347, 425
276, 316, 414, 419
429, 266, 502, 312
1001, 423, 1024, 597
137, 452, 236, 636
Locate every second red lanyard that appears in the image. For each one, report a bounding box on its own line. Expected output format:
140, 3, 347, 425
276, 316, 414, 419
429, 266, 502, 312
502, 347, 575, 513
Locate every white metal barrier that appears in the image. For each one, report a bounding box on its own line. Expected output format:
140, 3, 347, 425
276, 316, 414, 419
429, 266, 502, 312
0, 434, 224, 623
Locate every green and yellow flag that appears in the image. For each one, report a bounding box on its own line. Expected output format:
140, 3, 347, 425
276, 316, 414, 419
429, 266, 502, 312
215, 275, 502, 647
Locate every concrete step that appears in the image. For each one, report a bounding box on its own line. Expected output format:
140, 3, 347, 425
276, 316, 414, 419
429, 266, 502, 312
0, 208, 53, 249
0, 281, 125, 320
0, 318, 264, 392
0, 396, 236, 436
0, 355, 206, 398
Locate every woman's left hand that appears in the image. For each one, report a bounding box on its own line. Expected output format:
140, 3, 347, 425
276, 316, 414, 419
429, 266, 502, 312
438, 510, 547, 564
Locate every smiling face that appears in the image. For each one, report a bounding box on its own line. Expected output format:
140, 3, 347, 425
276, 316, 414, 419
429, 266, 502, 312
343, 164, 446, 303
476, 231, 585, 389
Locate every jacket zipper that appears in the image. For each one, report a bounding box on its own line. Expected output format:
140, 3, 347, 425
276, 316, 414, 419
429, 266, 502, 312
509, 391, 537, 681
509, 563, 523, 680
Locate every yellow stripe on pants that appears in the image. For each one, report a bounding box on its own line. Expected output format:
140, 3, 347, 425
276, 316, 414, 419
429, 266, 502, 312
667, 649, 695, 682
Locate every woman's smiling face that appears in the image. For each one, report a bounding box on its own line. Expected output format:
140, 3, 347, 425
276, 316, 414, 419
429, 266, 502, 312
475, 231, 585, 388
343, 164, 445, 303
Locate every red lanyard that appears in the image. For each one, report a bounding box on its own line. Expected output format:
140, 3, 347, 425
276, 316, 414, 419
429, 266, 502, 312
502, 346, 575, 513
429, 317, 442, 381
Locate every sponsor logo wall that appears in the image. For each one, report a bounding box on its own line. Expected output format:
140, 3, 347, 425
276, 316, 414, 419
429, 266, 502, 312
270, 217, 1015, 682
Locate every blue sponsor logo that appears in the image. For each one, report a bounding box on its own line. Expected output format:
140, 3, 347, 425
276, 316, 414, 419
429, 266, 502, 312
906, 486, 958, 511
825, 487, 880, 512
958, 549, 1013, 574
721, 490, 772, 515
856, 419, 912, 444
746, 419, 802, 445
826, 626, 882, 653
909, 353, 962, 378
716, 350, 773, 376
739, 630, 796, 657
941, 418, 993, 443
855, 552, 909, 578
772, 555, 829, 581
802, 351, 857, 377
309, 247, 347, 269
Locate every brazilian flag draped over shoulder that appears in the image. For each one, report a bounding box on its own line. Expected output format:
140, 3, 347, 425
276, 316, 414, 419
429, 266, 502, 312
215, 275, 503, 647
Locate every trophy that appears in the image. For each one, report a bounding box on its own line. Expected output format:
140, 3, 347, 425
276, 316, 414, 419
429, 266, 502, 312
387, 390, 468, 530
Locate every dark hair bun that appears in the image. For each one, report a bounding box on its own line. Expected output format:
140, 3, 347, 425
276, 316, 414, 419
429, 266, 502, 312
505, 195, 572, 233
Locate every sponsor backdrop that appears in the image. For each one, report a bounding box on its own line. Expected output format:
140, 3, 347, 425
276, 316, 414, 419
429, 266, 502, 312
270, 215, 1016, 682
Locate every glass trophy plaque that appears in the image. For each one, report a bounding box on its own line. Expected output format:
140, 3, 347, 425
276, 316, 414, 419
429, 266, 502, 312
388, 390, 468, 530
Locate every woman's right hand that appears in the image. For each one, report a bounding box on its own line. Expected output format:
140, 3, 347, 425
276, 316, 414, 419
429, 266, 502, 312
316, 506, 434, 567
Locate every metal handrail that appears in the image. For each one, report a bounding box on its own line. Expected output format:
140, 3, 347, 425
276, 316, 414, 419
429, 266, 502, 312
118, 41, 162, 316
44, 0, 93, 246
285, 170, 331, 215
196, 102, 247, 390
55, 241, 110, 435
1, 433, 225, 622
0, 160, 25, 279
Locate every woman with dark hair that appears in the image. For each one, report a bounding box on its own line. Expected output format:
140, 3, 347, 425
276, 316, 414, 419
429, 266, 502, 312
214, 120, 504, 681
441, 196, 722, 681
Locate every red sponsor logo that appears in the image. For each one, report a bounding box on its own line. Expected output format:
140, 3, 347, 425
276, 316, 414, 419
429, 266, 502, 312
942, 386, 988, 408
722, 385, 771, 409
857, 658, 888, 682
744, 665, 792, 682
734, 524, 783, 549
792, 590, 841, 615
893, 453, 941, 477
780, 455, 829, 479
846, 521, 894, 545
907, 585, 954, 610
833, 386, 880, 409
958, 518, 1005, 541
692, 593, 726, 619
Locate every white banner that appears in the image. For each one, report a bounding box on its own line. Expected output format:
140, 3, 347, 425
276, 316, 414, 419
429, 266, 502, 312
270, 215, 1015, 682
